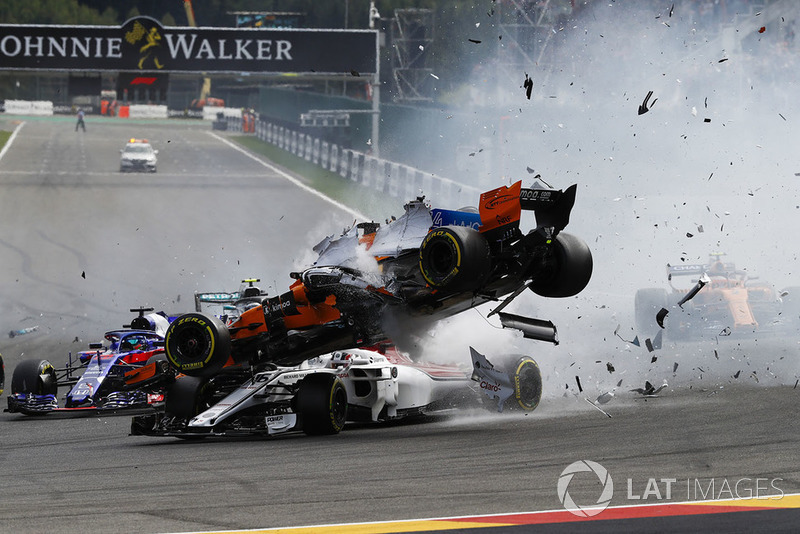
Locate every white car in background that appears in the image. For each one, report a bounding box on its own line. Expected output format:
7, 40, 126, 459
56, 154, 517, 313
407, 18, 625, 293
119, 138, 158, 173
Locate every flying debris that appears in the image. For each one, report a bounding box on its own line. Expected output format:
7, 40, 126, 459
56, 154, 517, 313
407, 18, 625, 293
638, 90, 657, 115
656, 307, 669, 328
630, 380, 668, 397
606, 362, 615, 373
677, 274, 710, 308
613, 324, 640, 345
8, 325, 39, 338
652, 330, 663, 349
468, 38, 481, 44
585, 397, 612, 417
594, 389, 615, 405
575, 375, 583, 393
523, 74, 533, 99
719, 327, 732, 337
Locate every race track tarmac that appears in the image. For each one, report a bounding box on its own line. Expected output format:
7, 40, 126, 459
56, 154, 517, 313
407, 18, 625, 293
0, 117, 797, 533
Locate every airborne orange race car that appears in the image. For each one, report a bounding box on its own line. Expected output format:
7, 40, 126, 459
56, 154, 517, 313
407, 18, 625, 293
158, 181, 593, 379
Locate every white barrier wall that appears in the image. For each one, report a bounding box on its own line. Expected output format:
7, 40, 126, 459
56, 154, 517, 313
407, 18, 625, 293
128, 105, 168, 119
202, 106, 241, 121
3, 100, 54, 116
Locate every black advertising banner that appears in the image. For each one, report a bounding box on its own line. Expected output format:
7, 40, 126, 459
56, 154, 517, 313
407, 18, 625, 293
0, 17, 378, 74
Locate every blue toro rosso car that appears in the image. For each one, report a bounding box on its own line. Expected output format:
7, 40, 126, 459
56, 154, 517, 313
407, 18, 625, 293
5, 309, 173, 416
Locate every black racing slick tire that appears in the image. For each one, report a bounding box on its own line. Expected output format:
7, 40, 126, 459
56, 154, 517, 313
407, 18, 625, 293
510, 356, 543, 411
165, 313, 231, 378
529, 232, 593, 298
11, 359, 57, 396
297, 373, 348, 435
419, 225, 491, 291
165, 376, 215, 420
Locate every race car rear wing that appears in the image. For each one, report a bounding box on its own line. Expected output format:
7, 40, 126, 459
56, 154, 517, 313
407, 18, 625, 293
477, 181, 577, 236
194, 292, 241, 312
194, 279, 265, 311
667, 262, 735, 280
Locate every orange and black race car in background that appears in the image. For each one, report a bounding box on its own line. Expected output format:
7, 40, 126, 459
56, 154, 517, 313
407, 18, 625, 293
635, 253, 800, 340
149, 181, 592, 381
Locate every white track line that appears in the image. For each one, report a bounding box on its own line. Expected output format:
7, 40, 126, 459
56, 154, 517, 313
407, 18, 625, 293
0, 121, 25, 163
208, 131, 368, 221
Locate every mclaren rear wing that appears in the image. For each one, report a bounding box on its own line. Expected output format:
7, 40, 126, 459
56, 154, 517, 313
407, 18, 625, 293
477, 181, 577, 236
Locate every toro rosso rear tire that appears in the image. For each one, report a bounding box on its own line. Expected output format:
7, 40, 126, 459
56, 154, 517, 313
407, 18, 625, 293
510, 356, 542, 411
529, 232, 593, 298
419, 225, 491, 291
297, 373, 348, 435
165, 313, 231, 378
11, 359, 57, 396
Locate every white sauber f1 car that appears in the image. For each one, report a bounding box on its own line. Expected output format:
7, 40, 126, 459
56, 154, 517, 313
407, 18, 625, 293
129, 344, 542, 438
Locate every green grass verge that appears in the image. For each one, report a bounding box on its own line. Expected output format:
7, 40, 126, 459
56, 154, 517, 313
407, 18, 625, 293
0, 130, 11, 150
230, 135, 400, 221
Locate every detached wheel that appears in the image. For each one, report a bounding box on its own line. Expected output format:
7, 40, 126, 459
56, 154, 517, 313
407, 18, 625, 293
0, 353, 4, 396
419, 225, 491, 291
509, 356, 542, 411
297, 373, 348, 435
165, 313, 231, 378
11, 359, 57, 396
529, 232, 593, 298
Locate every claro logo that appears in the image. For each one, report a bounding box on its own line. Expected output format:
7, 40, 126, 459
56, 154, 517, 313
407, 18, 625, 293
479, 380, 501, 392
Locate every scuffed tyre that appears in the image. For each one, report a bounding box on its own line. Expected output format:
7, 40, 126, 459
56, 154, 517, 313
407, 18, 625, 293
11, 359, 57, 396
165, 313, 231, 378
419, 225, 491, 291
635, 288, 669, 334
165, 376, 214, 420
297, 373, 347, 435
510, 356, 542, 411
529, 232, 593, 298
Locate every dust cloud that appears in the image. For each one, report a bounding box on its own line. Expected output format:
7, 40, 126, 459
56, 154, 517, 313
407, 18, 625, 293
399, 1, 800, 400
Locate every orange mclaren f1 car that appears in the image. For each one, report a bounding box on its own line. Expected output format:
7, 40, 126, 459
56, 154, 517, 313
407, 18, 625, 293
149, 181, 592, 381
159, 182, 591, 376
